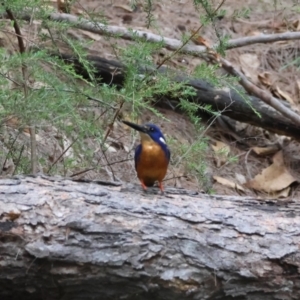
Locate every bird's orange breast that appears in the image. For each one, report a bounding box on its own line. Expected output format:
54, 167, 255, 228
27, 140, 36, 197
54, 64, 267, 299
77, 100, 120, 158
136, 142, 169, 186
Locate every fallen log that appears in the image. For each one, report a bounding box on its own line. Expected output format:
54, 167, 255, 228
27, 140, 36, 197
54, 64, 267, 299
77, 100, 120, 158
56, 53, 300, 141
0, 175, 300, 300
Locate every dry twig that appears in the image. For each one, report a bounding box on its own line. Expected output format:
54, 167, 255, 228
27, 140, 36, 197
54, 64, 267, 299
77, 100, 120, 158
48, 13, 300, 52
47, 12, 300, 125
5, 11, 300, 130
5, 8, 38, 174
226, 32, 300, 49
218, 56, 300, 126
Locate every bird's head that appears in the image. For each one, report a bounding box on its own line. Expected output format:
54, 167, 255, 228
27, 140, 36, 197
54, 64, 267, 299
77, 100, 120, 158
122, 120, 167, 145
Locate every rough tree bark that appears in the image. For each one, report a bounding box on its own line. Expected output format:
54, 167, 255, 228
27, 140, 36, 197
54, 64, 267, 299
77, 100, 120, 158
0, 175, 300, 300
56, 53, 300, 141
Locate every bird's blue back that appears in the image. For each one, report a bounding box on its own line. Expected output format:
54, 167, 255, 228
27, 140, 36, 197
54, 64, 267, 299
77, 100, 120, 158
134, 123, 170, 169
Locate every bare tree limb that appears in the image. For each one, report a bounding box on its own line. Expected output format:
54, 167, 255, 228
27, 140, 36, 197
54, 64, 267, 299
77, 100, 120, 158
5, 8, 38, 174
47, 13, 205, 53
53, 53, 300, 141
48, 13, 300, 52
5, 9, 26, 52
46, 13, 300, 126
218, 56, 300, 126
226, 31, 300, 49
4, 12, 300, 51
5, 12, 300, 128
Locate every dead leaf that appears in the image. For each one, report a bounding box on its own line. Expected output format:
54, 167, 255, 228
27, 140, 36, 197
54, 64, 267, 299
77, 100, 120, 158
276, 86, 295, 105
213, 176, 245, 192
6, 211, 21, 221
104, 143, 117, 153
4, 115, 20, 128
268, 187, 291, 199
191, 31, 211, 47
235, 122, 247, 131
211, 141, 230, 167
235, 173, 247, 185
23, 132, 43, 141
113, 4, 135, 12
258, 72, 272, 87
248, 31, 263, 36
292, 19, 300, 31
31, 81, 50, 89
208, 51, 221, 62
252, 145, 280, 156
246, 151, 296, 193
212, 141, 230, 153
239, 53, 260, 82
296, 79, 300, 101
57, 0, 70, 13
79, 30, 102, 41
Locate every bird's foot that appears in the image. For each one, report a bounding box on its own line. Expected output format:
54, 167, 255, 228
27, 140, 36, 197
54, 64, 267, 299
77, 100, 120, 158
158, 182, 164, 195
140, 181, 148, 192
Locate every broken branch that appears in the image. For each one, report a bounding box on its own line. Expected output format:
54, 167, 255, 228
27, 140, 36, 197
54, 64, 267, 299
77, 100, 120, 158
218, 56, 300, 126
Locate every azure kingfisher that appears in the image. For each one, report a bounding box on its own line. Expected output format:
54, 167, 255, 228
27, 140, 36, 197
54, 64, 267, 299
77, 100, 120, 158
122, 120, 170, 192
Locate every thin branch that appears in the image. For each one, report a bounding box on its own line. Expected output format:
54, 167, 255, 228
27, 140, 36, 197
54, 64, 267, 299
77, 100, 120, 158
48, 12, 300, 125
70, 157, 132, 177
163, 175, 188, 182
154, 0, 226, 72
5, 9, 26, 52
218, 56, 300, 126
48, 12, 206, 53
48, 13, 300, 54
173, 105, 224, 170
135, 0, 225, 90
0, 28, 39, 49
226, 31, 300, 49
100, 149, 117, 181
102, 101, 124, 146
28, 126, 37, 174
47, 137, 79, 174
6, 11, 300, 131
93, 101, 125, 182
6, 8, 38, 174
0, 72, 22, 87
12, 144, 25, 176
70, 168, 96, 177
31, 87, 117, 109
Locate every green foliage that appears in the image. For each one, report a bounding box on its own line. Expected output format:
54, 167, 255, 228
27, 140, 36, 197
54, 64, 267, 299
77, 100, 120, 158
168, 134, 209, 190
281, 57, 300, 69
0, 0, 256, 191
144, 0, 155, 28
232, 7, 251, 19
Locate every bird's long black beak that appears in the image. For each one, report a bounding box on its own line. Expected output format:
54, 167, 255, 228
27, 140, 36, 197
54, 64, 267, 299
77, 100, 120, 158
122, 120, 149, 134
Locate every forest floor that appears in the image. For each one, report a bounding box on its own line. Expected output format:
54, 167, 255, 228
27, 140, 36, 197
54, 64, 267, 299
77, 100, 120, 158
75, 0, 300, 198
3, 0, 300, 199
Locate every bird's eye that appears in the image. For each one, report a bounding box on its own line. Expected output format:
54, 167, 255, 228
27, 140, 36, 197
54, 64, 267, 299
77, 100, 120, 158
150, 127, 154, 131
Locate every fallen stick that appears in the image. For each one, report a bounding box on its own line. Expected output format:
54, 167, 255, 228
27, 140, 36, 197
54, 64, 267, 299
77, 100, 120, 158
47, 13, 300, 126
49, 13, 300, 51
